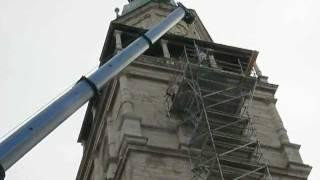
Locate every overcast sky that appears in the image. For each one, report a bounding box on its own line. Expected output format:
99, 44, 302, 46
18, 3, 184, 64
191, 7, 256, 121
1, 0, 319, 179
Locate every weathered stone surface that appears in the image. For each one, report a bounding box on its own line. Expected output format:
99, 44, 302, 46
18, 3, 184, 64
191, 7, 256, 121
115, 2, 212, 41
76, 1, 311, 180
121, 151, 191, 180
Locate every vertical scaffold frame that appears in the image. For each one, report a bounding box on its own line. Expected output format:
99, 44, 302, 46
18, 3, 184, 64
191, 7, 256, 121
168, 42, 272, 180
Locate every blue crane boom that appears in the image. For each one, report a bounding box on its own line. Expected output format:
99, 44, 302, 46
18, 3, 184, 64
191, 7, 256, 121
0, 3, 194, 179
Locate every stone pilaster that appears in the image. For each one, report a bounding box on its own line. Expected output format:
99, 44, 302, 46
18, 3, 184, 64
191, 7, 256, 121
161, 39, 171, 58
209, 54, 218, 68
114, 30, 122, 53
254, 63, 269, 82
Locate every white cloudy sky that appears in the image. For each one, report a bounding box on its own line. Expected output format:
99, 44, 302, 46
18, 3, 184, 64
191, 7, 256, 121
0, 0, 319, 179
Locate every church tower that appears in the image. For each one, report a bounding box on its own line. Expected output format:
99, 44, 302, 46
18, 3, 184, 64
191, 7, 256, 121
76, 1, 311, 179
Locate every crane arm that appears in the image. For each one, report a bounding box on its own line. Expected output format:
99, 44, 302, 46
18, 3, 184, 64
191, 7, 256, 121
0, 3, 194, 179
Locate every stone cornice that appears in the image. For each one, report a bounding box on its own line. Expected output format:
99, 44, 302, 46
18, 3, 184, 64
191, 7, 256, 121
256, 80, 279, 95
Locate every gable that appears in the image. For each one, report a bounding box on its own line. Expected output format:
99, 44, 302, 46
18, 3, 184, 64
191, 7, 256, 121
122, 0, 176, 15
115, 2, 213, 42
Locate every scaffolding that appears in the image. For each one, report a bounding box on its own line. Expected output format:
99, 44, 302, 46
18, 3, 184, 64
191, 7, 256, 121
167, 42, 272, 180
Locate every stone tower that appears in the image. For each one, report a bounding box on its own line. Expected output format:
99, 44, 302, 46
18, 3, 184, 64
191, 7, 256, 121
76, 1, 311, 179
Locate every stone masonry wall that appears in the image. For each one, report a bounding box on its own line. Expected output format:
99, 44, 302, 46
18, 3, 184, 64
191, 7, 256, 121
85, 58, 310, 180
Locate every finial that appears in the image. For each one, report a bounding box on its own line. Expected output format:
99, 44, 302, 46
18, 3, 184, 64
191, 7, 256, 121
115, 8, 120, 18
